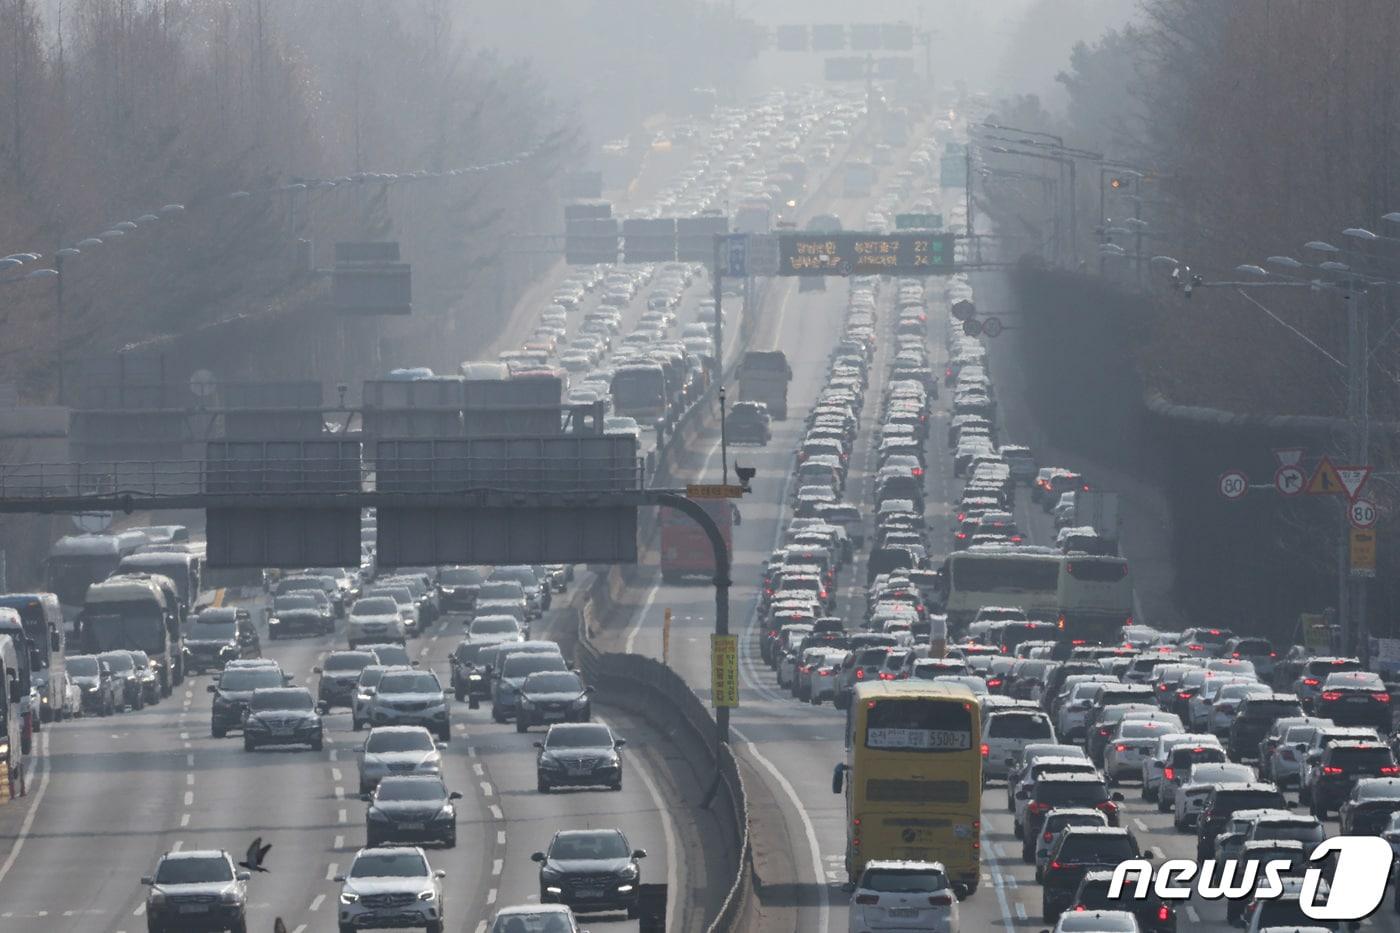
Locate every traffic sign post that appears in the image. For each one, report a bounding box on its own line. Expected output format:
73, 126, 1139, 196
981, 316, 1004, 338
1274, 465, 1305, 497
1305, 457, 1344, 495
950, 299, 976, 322
686, 484, 745, 499
1350, 528, 1377, 578
711, 634, 739, 708
961, 318, 982, 337
1336, 466, 1371, 502
1219, 470, 1249, 500
1349, 498, 1378, 529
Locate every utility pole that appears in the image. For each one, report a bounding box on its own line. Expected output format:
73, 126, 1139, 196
1344, 278, 1370, 661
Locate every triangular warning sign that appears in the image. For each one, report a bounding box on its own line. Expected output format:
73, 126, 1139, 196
1305, 456, 1344, 496
1336, 465, 1372, 501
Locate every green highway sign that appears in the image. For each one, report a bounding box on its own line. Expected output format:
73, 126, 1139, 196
895, 212, 942, 230
777, 232, 955, 276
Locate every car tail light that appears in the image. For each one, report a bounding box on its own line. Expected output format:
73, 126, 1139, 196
1048, 860, 1062, 871
1163, 767, 1175, 781
987, 678, 1003, 688
1232, 652, 1241, 658
1028, 801, 1051, 815
1382, 765, 1400, 776
929, 894, 953, 907
1158, 905, 1172, 922
912, 468, 923, 476
1188, 644, 1204, 652
1096, 800, 1119, 815
1321, 691, 1342, 702
1115, 744, 1128, 752
1177, 690, 1193, 699
878, 672, 896, 681
1303, 678, 1319, 686
1323, 766, 1344, 775
855, 894, 879, 905
1099, 727, 1112, 737
1043, 831, 1054, 842
1208, 629, 1221, 636
1376, 693, 1392, 703
1270, 651, 1277, 658
819, 670, 833, 677
981, 743, 989, 757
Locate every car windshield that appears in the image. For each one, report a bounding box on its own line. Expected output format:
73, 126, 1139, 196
525, 673, 582, 694
250, 690, 313, 711
861, 866, 949, 892
191, 621, 236, 640
1057, 912, 1141, 931
102, 653, 134, 672
988, 713, 1053, 739
503, 654, 566, 678
352, 598, 398, 615
366, 646, 410, 665
439, 568, 485, 586
325, 653, 374, 672
479, 582, 524, 599
1120, 722, 1171, 739
1038, 781, 1108, 804
489, 912, 576, 933
358, 668, 387, 687
67, 656, 99, 676
365, 730, 434, 753
275, 595, 316, 610
155, 856, 233, 885
471, 618, 519, 636
1253, 820, 1324, 842
550, 833, 629, 860
376, 778, 447, 802
218, 670, 283, 691
1058, 835, 1135, 862
1256, 898, 1339, 929
545, 725, 613, 748
349, 851, 428, 878
378, 672, 441, 694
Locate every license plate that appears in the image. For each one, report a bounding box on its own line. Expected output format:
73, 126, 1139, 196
566, 763, 592, 776
398, 822, 424, 830
273, 726, 294, 736
576, 886, 604, 898
887, 908, 918, 918
1348, 696, 1368, 704
178, 905, 210, 914
544, 710, 566, 720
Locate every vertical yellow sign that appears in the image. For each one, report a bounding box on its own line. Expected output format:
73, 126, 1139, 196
1351, 528, 1377, 578
662, 609, 672, 666
711, 634, 739, 708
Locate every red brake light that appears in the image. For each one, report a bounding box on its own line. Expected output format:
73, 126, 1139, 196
1115, 744, 1128, 752
1232, 652, 1240, 658
1303, 678, 1319, 686
987, 678, 1003, 688
929, 894, 953, 907
1158, 906, 1172, 922
1043, 831, 1054, 842
819, 669, 833, 676
855, 669, 865, 680
1382, 766, 1400, 776
1269, 652, 1277, 658
1177, 690, 1192, 699
1028, 801, 1051, 814
1375, 693, 1392, 703
1188, 645, 1203, 652
855, 894, 879, 905
1321, 691, 1342, 702
878, 672, 896, 681
980, 743, 989, 758
1096, 800, 1118, 815
912, 468, 923, 476
1049, 860, 1062, 870
1163, 767, 1174, 781
1323, 766, 1344, 775
1209, 629, 1221, 636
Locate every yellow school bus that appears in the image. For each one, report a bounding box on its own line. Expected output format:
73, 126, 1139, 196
833, 680, 983, 895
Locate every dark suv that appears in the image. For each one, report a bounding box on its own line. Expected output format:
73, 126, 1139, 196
1307, 740, 1399, 819
1312, 671, 1393, 730
1227, 693, 1304, 761
1072, 868, 1175, 932
1017, 772, 1123, 860
532, 829, 646, 918
314, 649, 378, 711
1040, 826, 1141, 922
1195, 782, 1288, 860
208, 665, 286, 738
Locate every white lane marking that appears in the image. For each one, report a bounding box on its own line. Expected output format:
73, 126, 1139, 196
329, 749, 338, 762
334, 786, 344, 800
180, 813, 190, 827
497, 830, 506, 845
480, 781, 494, 796
1133, 817, 1149, 832
331, 767, 342, 781
624, 572, 664, 655
186, 774, 194, 786
978, 820, 1019, 933
490, 804, 503, 820
179, 732, 189, 740
1186, 906, 1200, 923
475, 922, 487, 933
133, 903, 145, 916
172, 841, 183, 852
1015, 902, 1027, 920
473, 763, 484, 777
186, 753, 194, 767
334, 834, 344, 849
310, 893, 326, 912
733, 726, 827, 933
338, 808, 347, 824
491, 858, 503, 876
183, 791, 194, 806
486, 888, 497, 905
293, 926, 307, 933
466, 745, 477, 758
325, 863, 338, 881
0, 730, 49, 886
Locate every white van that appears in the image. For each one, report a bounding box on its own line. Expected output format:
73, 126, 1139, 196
982, 707, 1056, 781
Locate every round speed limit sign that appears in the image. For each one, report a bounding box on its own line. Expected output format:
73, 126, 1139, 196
1218, 470, 1249, 500
1350, 498, 1379, 528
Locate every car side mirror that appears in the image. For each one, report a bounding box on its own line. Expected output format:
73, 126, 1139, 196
615, 739, 627, 748
533, 741, 544, 749
206, 684, 217, 693
411, 660, 421, 667
1111, 792, 1125, 802
236, 870, 251, 881
632, 849, 647, 859
531, 852, 546, 863
360, 792, 372, 802
436, 742, 447, 751
140, 876, 153, 885
585, 685, 596, 694
284, 675, 294, 685
449, 792, 463, 801
1286, 799, 1298, 808
333, 874, 346, 883
316, 702, 329, 715
1142, 848, 1158, 861
312, 667, 322, 674
433, 869, 446, 879
832, 763, 847, 794
1296, 743, 1309, 752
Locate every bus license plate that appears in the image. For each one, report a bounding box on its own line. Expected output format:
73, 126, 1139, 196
868, 728, 970, 750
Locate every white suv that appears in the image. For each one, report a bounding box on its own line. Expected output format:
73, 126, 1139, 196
346, 597, 406, 648
847, 859, 959, 933
337, 846, 445, 932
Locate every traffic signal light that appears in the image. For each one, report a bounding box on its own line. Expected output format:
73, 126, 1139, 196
1109, 177, 1126, 190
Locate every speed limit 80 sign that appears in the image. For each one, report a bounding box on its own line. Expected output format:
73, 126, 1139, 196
1219, 470, 1249, 500
1350, 498, 1379, 529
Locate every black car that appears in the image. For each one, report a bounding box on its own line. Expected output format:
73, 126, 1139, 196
535, 723, 625, 793
364, 774, 461, 847
532, 828, 646, 918
1195, 782, 1289, 860
436, 566, 486, 613
129, 650, 163, 705
516, 671, 593, 733
67, 654, 121, 716
1227, 693, 1304, 761
1339, 776, 1400, 833
99, 650, 145, 711
314, 650, 378, 710
1017, 772, 1124, 860
1309, 741, 1399, 818
449, 618, 524, 702
208, 666, 287, 738
1312, 671, 1393, 730
1041, 826, 1142, 922
1226, 840, 1309, 924
727, 401, 772, 445
184, 608, 260, 674
242, 687, 324, 751
267, 593, 334, 639
1072, 868, 1175, 932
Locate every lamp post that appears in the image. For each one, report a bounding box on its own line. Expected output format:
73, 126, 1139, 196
987, 145, 1080, 266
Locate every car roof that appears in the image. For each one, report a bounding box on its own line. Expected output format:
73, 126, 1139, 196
1060, 825, 1130, 837
161, 849, 229, 861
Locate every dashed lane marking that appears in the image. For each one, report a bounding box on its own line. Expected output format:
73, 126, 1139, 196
325, 863, 338, 881
491, 858, 503, 876
480, 781, 494, 796
180, 813, 190, 827
490, 804, 503, 820
183, 791, 193, 806
310, 893, 326, 911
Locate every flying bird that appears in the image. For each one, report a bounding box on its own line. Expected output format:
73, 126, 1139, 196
240, 837, 273, 873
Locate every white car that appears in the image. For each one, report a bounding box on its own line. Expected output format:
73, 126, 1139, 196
346, 597, 406, 649
1141, 733, 1219, 802
847, 859, 959, 933
367, 668, 450, 741
1033, 807, 1109, 881
1173, 761, 1256, 830
982, 709, 1056, 782
358, 725, 444, 794
1187, 675, 1258, 731
1206, 682, 1273, 735
1052, 910, 1140, 933
1265, 720, 1331, 787
1011, 758, 1102, 833
336, 846, 446, 932
350, 664, 392, 731
1057, 680, 1115, 740
1101, 719, 1182, 783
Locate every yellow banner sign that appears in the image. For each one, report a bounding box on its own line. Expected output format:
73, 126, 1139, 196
687, 484, 745, 499
1351, 528, 1377, 578
711, 634, 739, 708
